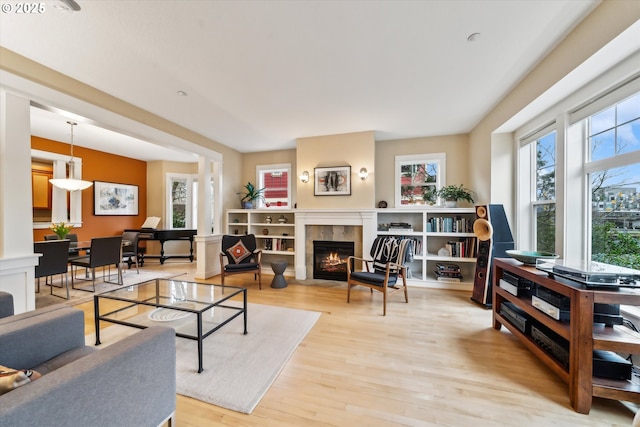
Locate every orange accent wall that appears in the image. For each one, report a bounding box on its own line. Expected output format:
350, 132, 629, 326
32, 136, 147, 242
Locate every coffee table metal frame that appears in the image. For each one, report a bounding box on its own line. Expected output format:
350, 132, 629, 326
94, 278, 247, 373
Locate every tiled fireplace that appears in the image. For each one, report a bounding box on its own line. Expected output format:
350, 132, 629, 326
294, 210, 377, 280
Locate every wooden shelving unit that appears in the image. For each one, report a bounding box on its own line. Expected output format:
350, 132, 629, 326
493, 258, 640, 413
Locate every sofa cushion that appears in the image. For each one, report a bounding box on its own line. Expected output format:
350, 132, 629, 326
32, 346, 98, 375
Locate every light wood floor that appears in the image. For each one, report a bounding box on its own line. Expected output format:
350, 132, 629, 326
74, 262, 634, 426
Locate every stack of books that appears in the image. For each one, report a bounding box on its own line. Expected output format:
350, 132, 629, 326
388, 222, 413, 233
434, 263, 463, 282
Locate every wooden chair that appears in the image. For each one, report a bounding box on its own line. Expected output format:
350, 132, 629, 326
34, 240, 71, 299
347, 236, 414, 316
219, 234, 262, 289
69, 236, 123, 292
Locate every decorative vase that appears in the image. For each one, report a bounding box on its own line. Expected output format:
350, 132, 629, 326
56, 232, 69, 240
444, 200, 457, 208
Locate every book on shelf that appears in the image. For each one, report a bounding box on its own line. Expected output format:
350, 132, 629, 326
426, 216, 473, 233
442, 237, 477, 258
388, 228, 414, 233
435, 262, 461, 273
434, 271, 463, 282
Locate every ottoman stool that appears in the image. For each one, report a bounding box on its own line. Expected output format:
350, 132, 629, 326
270, 261, 288, 289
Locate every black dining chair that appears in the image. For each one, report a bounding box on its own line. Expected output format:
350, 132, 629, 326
121, 231, 140, 273
69, 236, 123, 292
34, 239, 71, 299
45, 233, 84, 260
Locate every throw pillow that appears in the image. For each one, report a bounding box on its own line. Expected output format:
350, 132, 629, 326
0, 365, 41, 395
227, 240, 251, 264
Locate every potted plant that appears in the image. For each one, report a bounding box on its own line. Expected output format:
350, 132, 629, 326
238, 182, 265, 209
437, 184, 475, 207
50, 221, 73, 239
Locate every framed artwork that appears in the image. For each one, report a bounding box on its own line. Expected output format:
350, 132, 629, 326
93, 181, 139, 215
314, 166, 351, 196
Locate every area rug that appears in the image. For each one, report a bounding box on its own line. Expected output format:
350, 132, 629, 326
90, 303, 321, 414
36, 269, 184, 308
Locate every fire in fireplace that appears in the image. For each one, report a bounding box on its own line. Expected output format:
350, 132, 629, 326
313, 240, 354, 281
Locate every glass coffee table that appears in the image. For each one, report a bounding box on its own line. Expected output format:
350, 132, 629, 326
94, 278, 247, 373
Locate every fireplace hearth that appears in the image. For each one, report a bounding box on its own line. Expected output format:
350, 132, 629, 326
313, 240, 355, 281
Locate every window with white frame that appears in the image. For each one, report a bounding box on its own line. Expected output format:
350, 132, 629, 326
394, 153, 446, 207
533, 130, 557, 253
581, 91, 640, 269
257, 164, 291, 208
517, 80, 639, 269
167, 173, 216, 231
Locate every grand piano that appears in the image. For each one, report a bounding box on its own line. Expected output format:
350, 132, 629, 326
124, 228, 197, 265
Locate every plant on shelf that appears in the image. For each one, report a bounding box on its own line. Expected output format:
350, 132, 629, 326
437, 184, 475, 207
238, 182, 265, 209
50, 221, 73, 239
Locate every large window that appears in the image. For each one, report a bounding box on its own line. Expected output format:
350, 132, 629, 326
584, 91, 640, 269
394, 153, 446, 207
518, 127, 557, 253
257, 164, 291, 208
518, 81, 639, 269
534, 131, 556, 253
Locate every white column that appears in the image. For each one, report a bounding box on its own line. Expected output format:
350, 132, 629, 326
195, 156, 221, 279
0, 89, 39, 313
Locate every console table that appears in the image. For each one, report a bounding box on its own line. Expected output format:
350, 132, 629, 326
492, 258, 640, 413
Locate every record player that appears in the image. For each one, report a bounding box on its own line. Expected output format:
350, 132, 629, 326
536, 259, 640, 289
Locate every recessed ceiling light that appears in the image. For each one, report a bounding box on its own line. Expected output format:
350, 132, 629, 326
467, 32, 481, 42
177, 90, 188, 97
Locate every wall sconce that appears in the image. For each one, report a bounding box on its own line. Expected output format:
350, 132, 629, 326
359, 167, 368, 181
299, 170, 310, 183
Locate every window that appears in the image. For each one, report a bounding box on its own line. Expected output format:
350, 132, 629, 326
583, 92, 640, 269
534, 131, 556, 253
394, 153, 446, 207
167, 173, 216, 232
257, 164, 291, 208
169, 175, 190, 228
518, 127, 557, 253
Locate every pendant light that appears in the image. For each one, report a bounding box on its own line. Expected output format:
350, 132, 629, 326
49, 121, 93, 191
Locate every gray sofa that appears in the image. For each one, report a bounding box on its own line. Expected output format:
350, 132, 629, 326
0, 304, 176, 427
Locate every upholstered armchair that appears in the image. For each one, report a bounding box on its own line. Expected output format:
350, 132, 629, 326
219, 234, 262, 289
347, 236, 414, 315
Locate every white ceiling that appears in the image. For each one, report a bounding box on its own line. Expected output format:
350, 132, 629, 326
0, 0, 606, 160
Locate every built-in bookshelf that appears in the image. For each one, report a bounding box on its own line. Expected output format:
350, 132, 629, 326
226, 209, 295, 276
376, 208, 477, 289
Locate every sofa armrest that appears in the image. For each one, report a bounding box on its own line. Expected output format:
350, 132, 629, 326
0, 326, 176, 427
0, 292, 13, 318
0, 306, 85, 369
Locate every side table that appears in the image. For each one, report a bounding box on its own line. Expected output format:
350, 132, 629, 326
270, 261, 288, 288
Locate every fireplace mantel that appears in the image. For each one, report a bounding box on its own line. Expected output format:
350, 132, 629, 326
294, 210, 377, 280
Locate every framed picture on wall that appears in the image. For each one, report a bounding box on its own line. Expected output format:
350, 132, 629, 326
314, 166, 351, 196
93, 181, 139, 215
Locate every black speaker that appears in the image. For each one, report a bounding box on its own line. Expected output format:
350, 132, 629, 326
471, 204, 514, 308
